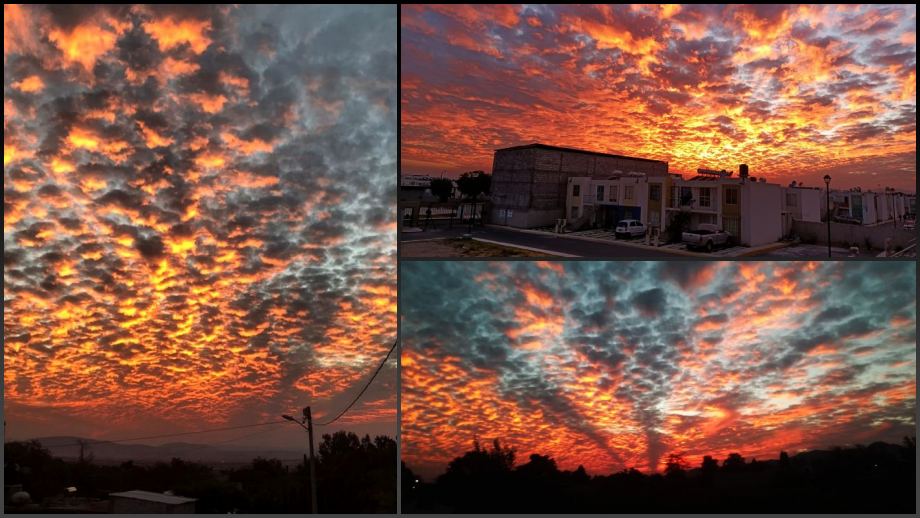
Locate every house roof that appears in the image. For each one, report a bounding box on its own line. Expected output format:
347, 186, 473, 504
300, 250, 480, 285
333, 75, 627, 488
109, 490, 197, 505
495, 143, 668, 165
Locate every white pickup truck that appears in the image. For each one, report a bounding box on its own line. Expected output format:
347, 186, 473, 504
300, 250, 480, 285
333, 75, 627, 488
682, 223, 732, 252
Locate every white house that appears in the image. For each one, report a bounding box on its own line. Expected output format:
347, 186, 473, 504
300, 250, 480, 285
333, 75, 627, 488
565, 168, 783, 247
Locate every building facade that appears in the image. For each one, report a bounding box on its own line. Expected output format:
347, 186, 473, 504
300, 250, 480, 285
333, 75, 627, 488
490, 143, 668, 228
822, 189, 915, 225
566, 168, 785, 247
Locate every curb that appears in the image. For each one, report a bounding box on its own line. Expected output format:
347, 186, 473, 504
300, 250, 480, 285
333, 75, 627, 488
472, 238, 577, 258
483, 224, 706, 257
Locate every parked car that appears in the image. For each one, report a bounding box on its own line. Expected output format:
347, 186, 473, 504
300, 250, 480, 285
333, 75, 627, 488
682, 223, 732, 252
615, 219, 646, 239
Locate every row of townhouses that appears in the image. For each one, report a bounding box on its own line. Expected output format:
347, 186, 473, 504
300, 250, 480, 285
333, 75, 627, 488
489, 143, 915, 247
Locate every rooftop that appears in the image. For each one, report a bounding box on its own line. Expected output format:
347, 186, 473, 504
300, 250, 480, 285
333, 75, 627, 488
109, 490, 197, 505
495, 143, 668, 165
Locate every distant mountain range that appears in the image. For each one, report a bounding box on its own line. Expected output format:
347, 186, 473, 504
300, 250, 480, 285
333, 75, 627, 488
28, 436, 304, 465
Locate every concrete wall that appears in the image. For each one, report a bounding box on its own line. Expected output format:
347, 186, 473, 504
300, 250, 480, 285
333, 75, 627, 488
799, 189, 822, 222
491, 146, 667, 228
741, 183, 782, 246
792, 220, 918, 250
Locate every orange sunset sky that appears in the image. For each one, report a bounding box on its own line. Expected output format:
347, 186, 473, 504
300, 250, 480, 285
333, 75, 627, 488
4, 5, 396, 448
401, 262, 917, 479
401, 4, 916, 192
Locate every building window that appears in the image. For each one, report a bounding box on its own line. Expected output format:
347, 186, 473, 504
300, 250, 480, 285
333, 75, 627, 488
680, 187, 693, 205
649, 184, 661, 202
596, 185, 604, 202
610, 186, 618, 202
725, 187, 738, 205
625, 185, 634, 200
699, 188, 711, 207
571, 206, 578, 218
786, 192, 797, 207
573, 184, 580, 196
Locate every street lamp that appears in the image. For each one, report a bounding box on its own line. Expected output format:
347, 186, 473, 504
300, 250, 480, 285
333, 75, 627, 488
824, 175, 831, 258
282, 409, 318, 514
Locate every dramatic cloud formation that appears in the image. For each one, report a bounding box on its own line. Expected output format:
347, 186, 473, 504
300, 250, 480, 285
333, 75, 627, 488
401, 262, 916, 478
402, 4, 917, 191
4, 5, 396, 447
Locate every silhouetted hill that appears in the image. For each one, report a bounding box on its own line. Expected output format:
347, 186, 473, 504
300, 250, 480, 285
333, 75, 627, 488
31, 436, 301, 465
404, 438, 917, 513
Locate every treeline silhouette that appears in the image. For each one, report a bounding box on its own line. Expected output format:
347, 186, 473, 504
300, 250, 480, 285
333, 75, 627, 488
403, 437, 916, 513
5, 431, 395, 513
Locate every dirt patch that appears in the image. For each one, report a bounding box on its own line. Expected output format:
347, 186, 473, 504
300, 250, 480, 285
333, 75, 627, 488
401, 238, 548, 258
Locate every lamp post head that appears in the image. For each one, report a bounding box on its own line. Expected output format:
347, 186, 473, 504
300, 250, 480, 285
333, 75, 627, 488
282, 414, 296, 422
823, 175, 831, 186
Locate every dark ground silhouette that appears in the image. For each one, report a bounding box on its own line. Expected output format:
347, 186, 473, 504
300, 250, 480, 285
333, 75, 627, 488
403, 437, 916, 513
5, 431, 395, 513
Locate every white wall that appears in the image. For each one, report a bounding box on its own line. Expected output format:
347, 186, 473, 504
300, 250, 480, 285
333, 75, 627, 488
742, 183, 782, 246
799, 189, 822, 222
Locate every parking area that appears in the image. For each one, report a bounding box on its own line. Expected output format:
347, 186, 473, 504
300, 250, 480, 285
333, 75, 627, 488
550, 228, 752, 256
658, 242, 750, 256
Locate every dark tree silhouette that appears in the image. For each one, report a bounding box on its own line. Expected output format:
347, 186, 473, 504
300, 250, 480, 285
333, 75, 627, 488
405, 440, 915, 513
664, 452, 690, 479
722, 452, 746, 471
429, 178, 453, 202
456, 171, 491, 200
4, 433, 395, 514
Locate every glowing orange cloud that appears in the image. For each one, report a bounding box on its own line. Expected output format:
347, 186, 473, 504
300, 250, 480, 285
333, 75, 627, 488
143, 17, 212, 54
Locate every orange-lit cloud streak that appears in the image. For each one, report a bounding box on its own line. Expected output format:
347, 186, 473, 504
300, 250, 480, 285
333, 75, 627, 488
401, 262, 916, 479
4, 5, 396, 447
401, 4, 916, 191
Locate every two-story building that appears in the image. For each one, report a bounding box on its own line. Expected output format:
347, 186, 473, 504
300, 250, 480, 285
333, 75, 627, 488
566, 166, 785, 247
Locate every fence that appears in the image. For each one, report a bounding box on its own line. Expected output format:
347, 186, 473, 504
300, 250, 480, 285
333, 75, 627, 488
791, 220, 918, 251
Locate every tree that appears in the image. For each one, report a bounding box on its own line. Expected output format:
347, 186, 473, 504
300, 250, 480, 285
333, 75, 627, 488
779, 451, 790, 469
516, 453, 558, 479
722, 452, 746, 471
316, 431, 396, 513
665, 453, 690, 479
701, 455, 718, 486
429, 178, 453, 202
456, 171, 491, 200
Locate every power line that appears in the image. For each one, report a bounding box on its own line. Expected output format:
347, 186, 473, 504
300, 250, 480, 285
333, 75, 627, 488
35, 420, 288, 449
24, 341, 398, 448
315, 340, 397, 426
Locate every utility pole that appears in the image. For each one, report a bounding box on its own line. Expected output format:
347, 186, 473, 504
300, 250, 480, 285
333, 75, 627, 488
305, 407, 318, 514
824, 175, 832, 258
283, 409, 319, 513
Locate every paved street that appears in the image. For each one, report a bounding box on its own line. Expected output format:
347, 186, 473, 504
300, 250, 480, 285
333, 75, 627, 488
402, 226, 682, 258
